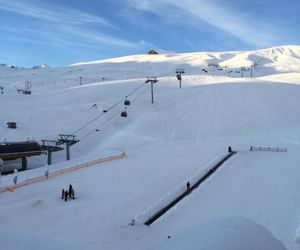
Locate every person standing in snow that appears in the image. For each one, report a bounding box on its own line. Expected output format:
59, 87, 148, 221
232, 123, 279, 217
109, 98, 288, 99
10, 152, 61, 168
71, 187, 75, 199
186, 182, 191, 190
61, 189, 65, 199
68, 184, 75, 199
64, 190, 68, 202
68, 184, 73, 198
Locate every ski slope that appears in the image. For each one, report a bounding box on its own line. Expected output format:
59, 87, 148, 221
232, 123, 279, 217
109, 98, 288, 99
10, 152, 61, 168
1, 45, 300, 249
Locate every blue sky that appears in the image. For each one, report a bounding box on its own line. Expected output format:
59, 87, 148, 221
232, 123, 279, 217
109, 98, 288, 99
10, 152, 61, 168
0, 0, 299, 67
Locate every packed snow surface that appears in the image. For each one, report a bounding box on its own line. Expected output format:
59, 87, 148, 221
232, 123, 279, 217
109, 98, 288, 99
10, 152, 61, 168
1, 45, 300, 250
151, 217, 288, 250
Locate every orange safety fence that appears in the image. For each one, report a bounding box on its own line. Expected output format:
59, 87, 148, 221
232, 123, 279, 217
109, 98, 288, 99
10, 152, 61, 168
0, 152, 126, 193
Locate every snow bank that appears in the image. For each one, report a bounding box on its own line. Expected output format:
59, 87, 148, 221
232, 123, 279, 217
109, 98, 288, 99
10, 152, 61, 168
150, 217, 287, 250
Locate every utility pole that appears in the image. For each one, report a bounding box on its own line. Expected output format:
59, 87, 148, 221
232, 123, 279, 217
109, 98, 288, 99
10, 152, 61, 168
250, 63, 257, 77
57, 135, 79, 161
41, 140, 64, 165
176, 69, 185, 88
145, 77, 159, 104
241, 67, 246, 78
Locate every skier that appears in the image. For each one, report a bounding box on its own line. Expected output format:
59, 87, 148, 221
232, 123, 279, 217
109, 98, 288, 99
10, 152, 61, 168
186, 181, 191, 190
61, 188, 65, 199
228, 146, 232, 153
64, 190, 68, 202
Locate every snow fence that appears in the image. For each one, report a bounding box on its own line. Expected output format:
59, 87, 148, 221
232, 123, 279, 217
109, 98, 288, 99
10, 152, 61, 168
0, 152, 126, 193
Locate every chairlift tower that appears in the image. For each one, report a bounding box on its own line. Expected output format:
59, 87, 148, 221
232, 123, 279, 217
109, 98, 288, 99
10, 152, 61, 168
57, 134, 79, 161
250, 64, 257, 77
240, 67, 246, 78
41, 140, 64, 165
145, 77, 159, 104
176, 69, 185, 88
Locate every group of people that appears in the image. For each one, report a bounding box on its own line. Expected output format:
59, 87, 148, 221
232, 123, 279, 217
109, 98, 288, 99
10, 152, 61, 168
61, 184, 75, 202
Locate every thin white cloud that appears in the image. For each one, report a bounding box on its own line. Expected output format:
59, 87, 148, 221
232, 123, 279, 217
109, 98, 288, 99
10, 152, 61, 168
0, 0, 113, 27
126, 0, 276, 47
0, 0, 147, 50
59, 26, 139, 48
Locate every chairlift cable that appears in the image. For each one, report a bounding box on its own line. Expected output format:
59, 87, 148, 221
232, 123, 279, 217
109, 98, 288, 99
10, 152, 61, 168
79, 107, 125, 141
131, 84, 150, 103
72, 81, 148, 134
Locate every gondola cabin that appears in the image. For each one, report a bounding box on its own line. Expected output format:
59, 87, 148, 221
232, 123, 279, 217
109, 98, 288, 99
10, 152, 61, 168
124, 100, 130, 106
121, 111, 128, 118
7, 122, 17, 129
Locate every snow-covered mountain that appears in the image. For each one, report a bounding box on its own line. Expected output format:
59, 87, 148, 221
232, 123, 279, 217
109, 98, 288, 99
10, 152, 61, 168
1, 45, 300, 250
1, 45, 300, 88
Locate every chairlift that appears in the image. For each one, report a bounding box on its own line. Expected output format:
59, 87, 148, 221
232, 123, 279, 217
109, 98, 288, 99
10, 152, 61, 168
124, 99, 130, 106
103, 110, 108, 113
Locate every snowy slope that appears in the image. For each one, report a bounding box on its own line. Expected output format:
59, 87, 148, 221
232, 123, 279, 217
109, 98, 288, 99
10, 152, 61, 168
151, 217, 288, 250
1, 45, 300, 250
